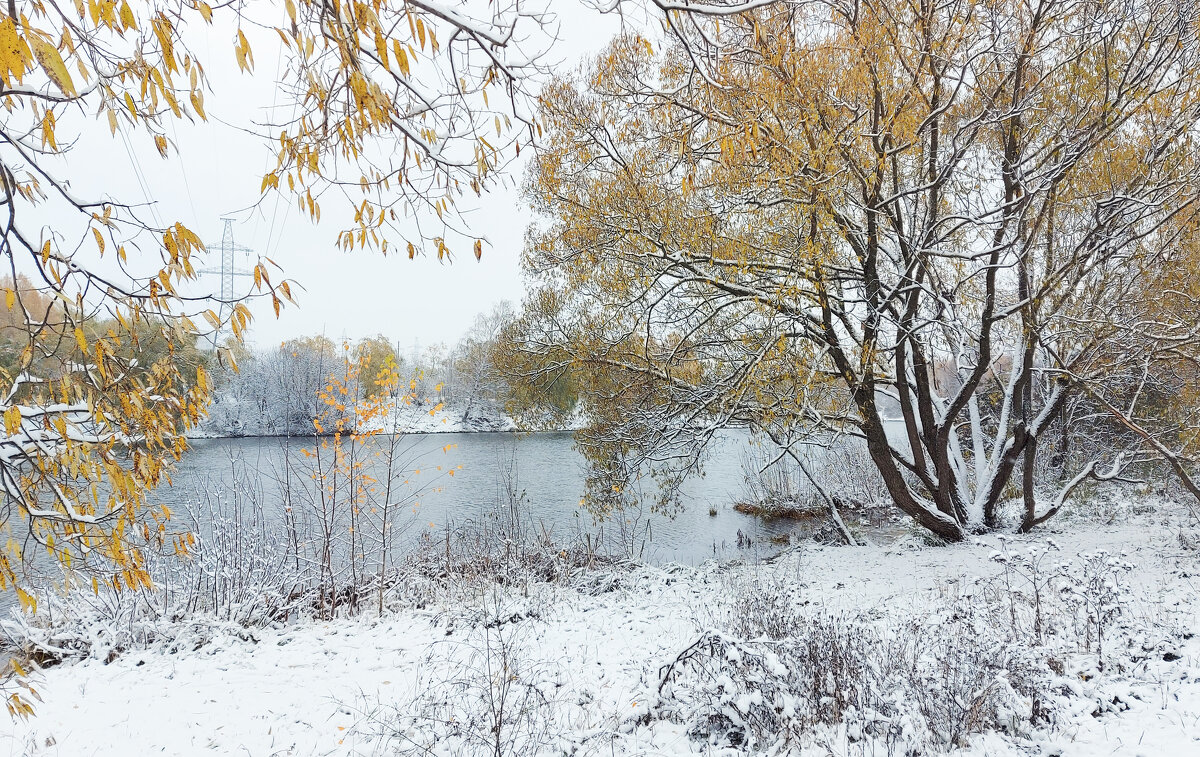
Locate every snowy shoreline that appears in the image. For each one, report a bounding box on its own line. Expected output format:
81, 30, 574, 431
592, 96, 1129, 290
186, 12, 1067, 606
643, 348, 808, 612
4, 497, 1200, 756
188, 426, 540, 440
194, 397, 586, 439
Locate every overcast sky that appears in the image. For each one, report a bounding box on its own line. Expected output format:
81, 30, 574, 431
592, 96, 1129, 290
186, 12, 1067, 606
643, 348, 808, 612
61, 1, 631, 352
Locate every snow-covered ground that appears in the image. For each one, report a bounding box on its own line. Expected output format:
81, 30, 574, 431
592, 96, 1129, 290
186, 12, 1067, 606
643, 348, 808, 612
371, 399, 520, 434
3, 498, 1200, 756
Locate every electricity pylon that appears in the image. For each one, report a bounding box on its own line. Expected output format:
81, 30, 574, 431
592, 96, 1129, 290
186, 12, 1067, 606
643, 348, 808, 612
198, 218, 255, 347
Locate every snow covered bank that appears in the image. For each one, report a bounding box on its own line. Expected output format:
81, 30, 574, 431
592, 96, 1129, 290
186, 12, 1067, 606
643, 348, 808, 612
4, 500, 1200, 755
194, 396, 585, 437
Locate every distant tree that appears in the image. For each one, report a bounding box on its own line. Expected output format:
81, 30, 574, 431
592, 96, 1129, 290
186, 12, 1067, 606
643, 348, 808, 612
451, 301, 515, 422
206, 336, 341, 436
415, 342, 452, 401
0, 277, 58, 382
354, 337, 400, 397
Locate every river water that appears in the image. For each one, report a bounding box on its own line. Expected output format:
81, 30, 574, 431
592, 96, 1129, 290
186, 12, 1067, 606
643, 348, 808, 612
162, 430, 800, 565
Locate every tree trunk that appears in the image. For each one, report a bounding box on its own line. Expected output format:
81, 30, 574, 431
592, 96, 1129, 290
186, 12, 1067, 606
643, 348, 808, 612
861, 414, 965, 542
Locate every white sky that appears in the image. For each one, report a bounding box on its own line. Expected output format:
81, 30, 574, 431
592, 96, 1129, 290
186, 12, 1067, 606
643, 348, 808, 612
57, 1, 632, 352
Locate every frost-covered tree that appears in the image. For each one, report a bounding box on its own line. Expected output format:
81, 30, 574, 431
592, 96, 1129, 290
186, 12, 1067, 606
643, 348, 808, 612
205, 336, 341, 436
524, 0, 1200, 540
450, 301, 516, 422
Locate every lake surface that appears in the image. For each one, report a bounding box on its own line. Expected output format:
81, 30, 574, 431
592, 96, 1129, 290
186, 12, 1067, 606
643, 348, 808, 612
162, 431, 801, 565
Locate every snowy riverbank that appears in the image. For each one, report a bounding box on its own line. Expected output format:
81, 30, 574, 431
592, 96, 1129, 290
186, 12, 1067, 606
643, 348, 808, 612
4, 497, 1200, 755
193, 398, 586, 438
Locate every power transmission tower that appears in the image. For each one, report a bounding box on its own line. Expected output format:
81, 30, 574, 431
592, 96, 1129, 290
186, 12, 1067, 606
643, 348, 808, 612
198, 218, 255, 346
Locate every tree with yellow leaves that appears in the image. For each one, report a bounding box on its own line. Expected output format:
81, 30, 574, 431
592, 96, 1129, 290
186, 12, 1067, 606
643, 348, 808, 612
288, 340, 456, 617
525, 0, 1200, 541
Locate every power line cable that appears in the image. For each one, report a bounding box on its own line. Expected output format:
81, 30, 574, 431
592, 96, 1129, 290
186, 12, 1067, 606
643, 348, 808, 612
262, 36, 293, 258
168, 117, 200, 226
118, 126, 163, 230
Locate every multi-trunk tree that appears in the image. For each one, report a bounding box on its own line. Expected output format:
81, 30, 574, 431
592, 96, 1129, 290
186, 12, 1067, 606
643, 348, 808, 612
522, 0, 1200, 540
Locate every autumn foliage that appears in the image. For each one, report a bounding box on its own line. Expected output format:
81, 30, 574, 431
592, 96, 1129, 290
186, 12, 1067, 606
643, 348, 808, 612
523, 0, 1200, 540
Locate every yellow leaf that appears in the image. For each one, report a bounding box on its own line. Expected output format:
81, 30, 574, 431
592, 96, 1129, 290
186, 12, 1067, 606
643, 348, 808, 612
190, 88, 205, 119
393, 41, 409, 76
40, 111, 57, 150
29, 34, 76, 97
196, 2, 212, 23
15, 587, 35, 614
74, 327, 87, 353
92, 227, 105, 254
4, 407, 21, 435
235, 29, 254, 72
374, 30, 388, 69
0, 19, 29, 89
119, 1, 137, 30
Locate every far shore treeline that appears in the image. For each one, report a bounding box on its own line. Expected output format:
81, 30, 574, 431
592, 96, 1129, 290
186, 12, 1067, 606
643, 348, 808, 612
200, 302, 580, 438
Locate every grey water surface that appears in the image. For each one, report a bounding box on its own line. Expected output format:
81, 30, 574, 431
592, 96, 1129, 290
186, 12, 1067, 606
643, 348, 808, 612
162, 430, 798, 565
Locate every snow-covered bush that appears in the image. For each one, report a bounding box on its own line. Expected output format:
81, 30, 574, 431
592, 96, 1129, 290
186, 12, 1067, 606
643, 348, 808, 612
1, 444, 637, 671
0, 454, 445, 665
720, 572, 806, 642
740, 441, 887, 516
354, 602, 563, 757
655, 541, 1173, 753
986, 540, 1137, 671
1056, 550, 1134, 670
0, 470, 322, 666
656, 608, 1032, 753
0, 586, 269, 669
